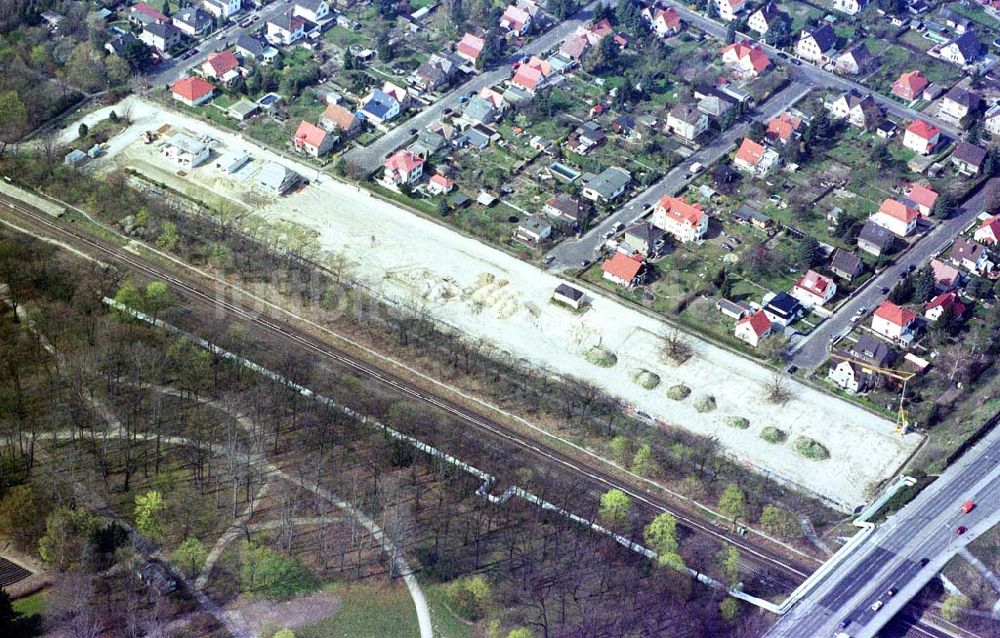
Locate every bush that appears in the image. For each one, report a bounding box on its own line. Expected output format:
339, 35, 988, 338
240, 542, 318, 599
724, 416, 750, 429
760, 427, 787, 444
694, 395, 717, 413
630, 369, 661, 390
446, 575, 492, 621
794, 437, 830, 460
583, 346, 617, 367
667, 384, 691, 400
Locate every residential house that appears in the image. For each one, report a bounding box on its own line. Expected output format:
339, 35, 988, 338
383, 150, 425, 186
543, 194, 588, 225
872, 198, 919, 237
835, 43, 873, 75
602, 252, 646, 287
427, 174, 455, 196
559, 35, 591, 60
666, 103, 709, 141
717, 298, 752, 320
320, 103, 362, 137
732, 203, 773, 230
203, 0, 242, 20
925, 290, 966, 321
202, 51, 240, 82
974, 215, 1000, 244
902, 119, 940, 155
215, 149, 250, 175
414, 52, 460, 91
791, 270, 837, 308
622, 222, 665, 256
292, 0, 330, 23
172, 6, 211, 37
140, 22, 181, 52
951, 140, 988, 176
892, 71, 929, 101
938, 6, 972, 33
381, 81, 412, 110
766, 111, 803, 144
904, 183, 939, 216
650, 7, 681, 37
582, 167, 631, 202
829, 249, 864, 280
568, 121, 606, 155
796, 25, 838, 64
129, 3, 169, 27
939, 86, 981, 122
939, 30, 981, 66
226, 99, 258, 121
721, 40, 771, 78
171, 77, 215, 106
266, 12, 305, 45
851, 334, 895, 368
833, 0, 867, 15
553, 283, 585, 309
612, 114, 637, 138
748, 2, 785, 36
105, 32, 138, 58
733, 138, 780, 177
715, 0, 748, 22
234, 34, 277, 63
762, 292, 803, 327
826, 90, 881, 129
162, 133, 209, 169
409, 130, 447, 157
359, 89, 401, 125
930, 258, 961, 290
456, 33, 485, 65
857, 220, 896, 256
462, 95, 498, 125
735, 310, 773, 347
948, 236, 991, 273
500, 4, 533, 36
871, 301, 917, 344
651, 195, 707, 243
828, 360, 876, 394
515, 215, 552, 243
293, 120, 336, 157
511, 57, 550, 94
257, 162, 299, 194
985, 102, 1000, 137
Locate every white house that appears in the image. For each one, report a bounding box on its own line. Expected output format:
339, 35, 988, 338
748, 2, 783, 36
293, 0, 330, 23
651, 195, 707, 243
383, 150, 424, 186
734, 310, 772, 347
796, 25, 838, 64
267, 13, 305, 45
902, 119, 941, 155
832, 0, 866, 16
715, 0, 748, 22
733, 138, 780, 177
666, 104, 708, 141
203, 0, 241, 19
871, 301, 917, 344
650, 7, 681, 37
790, 270, 836, 308
871, 198, 919, 237
162, 133, 210, 169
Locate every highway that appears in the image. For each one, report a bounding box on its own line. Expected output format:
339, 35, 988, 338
544, 80, 812, 268
765, 425, 1000, 638
0, 190, 815, 595
786, 177, 997, 370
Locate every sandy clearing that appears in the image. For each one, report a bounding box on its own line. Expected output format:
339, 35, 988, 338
78, 98, 921, 510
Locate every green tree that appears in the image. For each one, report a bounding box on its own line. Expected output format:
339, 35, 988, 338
759, 505, 800, 538
273, 631, 296, 638
161, 0, 172, 16
172, 537, 207, 578
0, 91, 28, 156
717, 484, 746, 524
889, 277, 914, 305
447, 575, 492, 620
748, 120, 767, 141
643, 512, 686, 571
717, 544, 740, 585
78, 123, 89, 139
719, 597, 740, 622
240, 542, 317, 598
609, 435, 632, 464
933, 192, 954, 218
38, 508, 97, 571
157, 220, 180, 251
134, 490, 166, 542
598, 489, 632, 528
0, 484, 49, 552
631, 443, 658, 477
144, 281, 174, 320
940, 594, 970, 622
912, 266, 936, 303
507, 629, 533, 638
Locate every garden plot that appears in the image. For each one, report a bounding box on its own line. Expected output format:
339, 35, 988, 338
78, 98, 921, 510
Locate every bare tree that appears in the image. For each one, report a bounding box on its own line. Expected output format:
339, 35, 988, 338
764, 373, 793, 405
660, 327, 693, 364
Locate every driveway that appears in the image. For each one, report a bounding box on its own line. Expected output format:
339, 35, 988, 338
545, 80, 813, 269
787, 177, 996, 369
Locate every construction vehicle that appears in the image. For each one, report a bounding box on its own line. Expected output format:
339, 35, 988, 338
829, 353, 916, 435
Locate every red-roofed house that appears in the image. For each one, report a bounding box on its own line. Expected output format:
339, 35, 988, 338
930, 258, 960, 291
651, 8, 682, 37
601, 252, 646, 287
925, 291, 967, 321
721, 40, 771, 78
791, 270, 837, 307
559, 35, 590, 60
734, 310, 772, 347
129, 2, 169, 26
733, 137, 780, 176
872, 198, 919, 237
383, 150, 425, 186
892, 71, 929, 101
202, 51, 240, 82
500, 5, 532, 36
427, 173, 455, 196
766, 111, 804, 144
171, 77, 215, 107
715, 0, 749, 22
904, 183, 939, 217
293, 120, 335, 157
456, 33, 485, 64
902, 119, 941, 155
511, 64, 544, 93
320, 104, 363, 138
651, 196, 707, 242
974, 215, 1000, 244
872, 301, 917, 343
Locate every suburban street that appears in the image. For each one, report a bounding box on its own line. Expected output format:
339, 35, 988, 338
545, 80, 812, 268
787, 177, 997, 370
342, 2, 607, 173
765, 425, 1000, 638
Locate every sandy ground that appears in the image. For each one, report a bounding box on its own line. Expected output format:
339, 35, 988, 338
224, 592, 341, 637
73, 97, 921, 510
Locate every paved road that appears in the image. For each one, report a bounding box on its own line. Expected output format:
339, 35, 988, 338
765, 425, 1000, 638
545, 80, 812, 268
787, 177, 996, 369
342, 2, 607, 173
664, 2, 963, 140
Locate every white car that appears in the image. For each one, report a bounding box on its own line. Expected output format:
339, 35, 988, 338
870, 600, 884, 612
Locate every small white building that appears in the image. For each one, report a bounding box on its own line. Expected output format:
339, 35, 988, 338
215, 149, 250, 175
162, 133, 209, 169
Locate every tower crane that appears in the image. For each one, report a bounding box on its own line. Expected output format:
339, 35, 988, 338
829, 353, 916, 435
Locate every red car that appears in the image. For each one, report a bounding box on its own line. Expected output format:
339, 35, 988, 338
961, 501, 976, 514
957, 526, 967, 535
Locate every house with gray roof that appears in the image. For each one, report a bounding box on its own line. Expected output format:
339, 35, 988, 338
581, 167, 631, 202
857, 220, 896, 256
257, 162, 300, 194
462, 95, 497, 125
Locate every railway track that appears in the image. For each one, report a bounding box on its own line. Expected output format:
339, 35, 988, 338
1, 193, 814, 588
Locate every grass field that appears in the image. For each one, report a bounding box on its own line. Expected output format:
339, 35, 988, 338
12, 591, 46, 620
